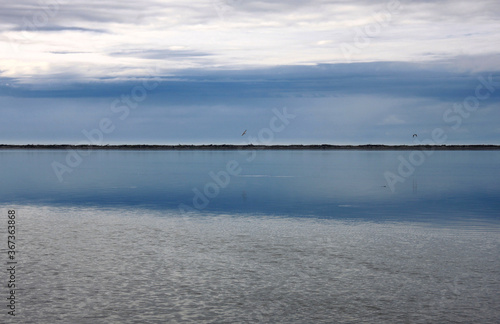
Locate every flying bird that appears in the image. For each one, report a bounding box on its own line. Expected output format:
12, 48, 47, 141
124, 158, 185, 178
241, 130, 247, 136
412, 134, 418, 138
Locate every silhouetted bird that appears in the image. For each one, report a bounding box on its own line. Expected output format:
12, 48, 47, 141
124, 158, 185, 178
413, 134, 418, 138
241, 130, 247, 136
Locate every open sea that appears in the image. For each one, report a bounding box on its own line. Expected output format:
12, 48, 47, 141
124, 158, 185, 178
0, 149, 499, 323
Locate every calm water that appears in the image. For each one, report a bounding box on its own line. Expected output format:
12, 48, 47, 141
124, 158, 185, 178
0, 150, 499, 323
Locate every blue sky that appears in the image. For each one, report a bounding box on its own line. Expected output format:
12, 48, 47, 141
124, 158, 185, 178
1, 0, 499, 144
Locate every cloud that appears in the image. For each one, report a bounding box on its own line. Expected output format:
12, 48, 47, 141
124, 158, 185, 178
3, 61, 498, 103
49, 51, 93, 54
1, 0, 500, 82
10, 25, 107, 33
0, 60, 498, 144
109, 49, 212, 60
0, 1, 499, 144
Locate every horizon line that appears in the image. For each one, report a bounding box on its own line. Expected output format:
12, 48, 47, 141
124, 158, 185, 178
1, 144, 500, 151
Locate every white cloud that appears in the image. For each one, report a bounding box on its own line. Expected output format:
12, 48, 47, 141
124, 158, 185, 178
0, 0, 499, 82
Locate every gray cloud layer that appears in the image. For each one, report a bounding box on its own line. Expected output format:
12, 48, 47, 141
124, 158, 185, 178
1, 61, 498, 144
1, 1, 499, 144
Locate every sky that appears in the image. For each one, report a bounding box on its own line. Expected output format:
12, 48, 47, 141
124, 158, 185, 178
1, 0, 499, 145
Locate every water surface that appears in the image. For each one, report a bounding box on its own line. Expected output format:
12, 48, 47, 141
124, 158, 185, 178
0, 150, 499, 323
1, 150, 499, 223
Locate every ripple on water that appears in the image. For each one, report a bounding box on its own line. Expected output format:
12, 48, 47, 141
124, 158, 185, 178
1, 205, 499, 323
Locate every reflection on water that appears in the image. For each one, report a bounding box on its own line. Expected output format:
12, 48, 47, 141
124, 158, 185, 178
0, 150, 499, 323
0, 149, 499, 225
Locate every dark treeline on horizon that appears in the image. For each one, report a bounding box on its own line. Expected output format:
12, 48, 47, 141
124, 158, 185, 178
1, 144, 500, 150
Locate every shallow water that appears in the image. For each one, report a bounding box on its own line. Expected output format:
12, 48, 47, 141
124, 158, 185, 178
0, 150, 499, 323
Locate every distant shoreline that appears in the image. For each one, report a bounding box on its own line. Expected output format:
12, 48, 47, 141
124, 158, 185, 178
1, 144, 500, 150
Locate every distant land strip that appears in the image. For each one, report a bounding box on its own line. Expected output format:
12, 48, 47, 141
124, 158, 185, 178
1, 144, 500, 150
